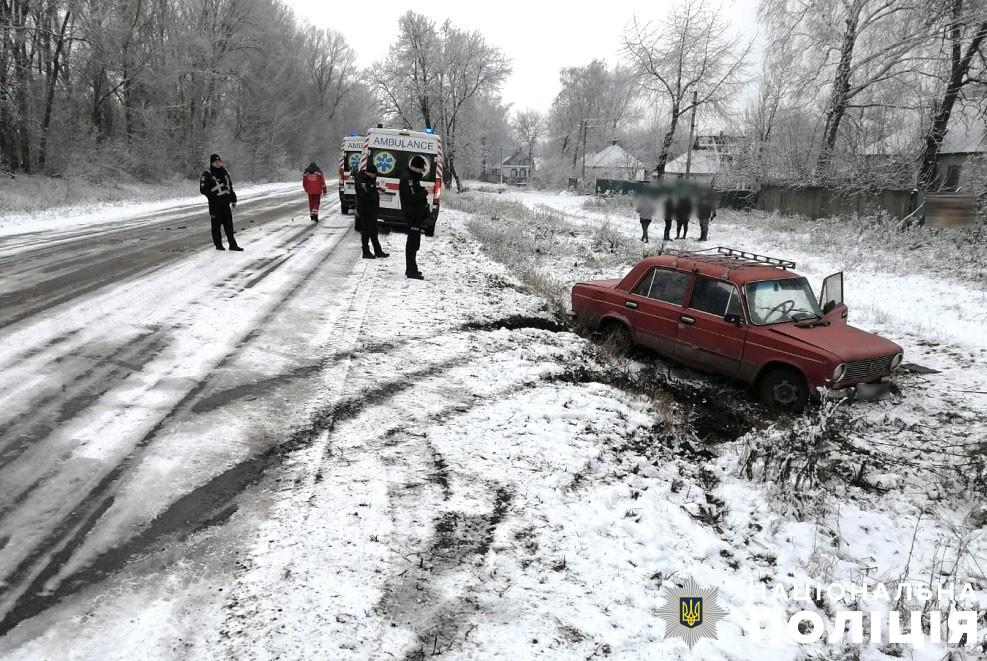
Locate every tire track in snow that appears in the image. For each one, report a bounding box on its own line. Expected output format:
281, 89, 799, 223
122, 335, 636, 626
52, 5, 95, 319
0, 214, 352, 636
0, 192, 306, 330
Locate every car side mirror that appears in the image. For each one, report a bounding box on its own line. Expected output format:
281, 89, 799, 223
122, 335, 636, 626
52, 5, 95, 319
822, 300, 836, 314
724, 312, 743, 326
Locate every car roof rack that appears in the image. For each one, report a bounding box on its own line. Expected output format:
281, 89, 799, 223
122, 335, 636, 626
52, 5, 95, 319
715, 247, 796, 270
659, 246, 797, 270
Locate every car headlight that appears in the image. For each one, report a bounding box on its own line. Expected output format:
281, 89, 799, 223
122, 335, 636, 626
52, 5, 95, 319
832, 363, 847, 382
891, 352, 903, 370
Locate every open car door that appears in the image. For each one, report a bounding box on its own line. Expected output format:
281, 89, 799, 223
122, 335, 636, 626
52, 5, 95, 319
819, 272, 848, 320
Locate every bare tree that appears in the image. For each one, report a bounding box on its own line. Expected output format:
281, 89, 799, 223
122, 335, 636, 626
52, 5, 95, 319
436, 20, 510, 190
511, 108, 544, 177
372, 12, 510, 190
917, 0, 987, 188
305, 27, 356, 123
370, 12, 440, 129
760, 0, 944, 176
547, 60, 636, 170
622, 0, 752, 178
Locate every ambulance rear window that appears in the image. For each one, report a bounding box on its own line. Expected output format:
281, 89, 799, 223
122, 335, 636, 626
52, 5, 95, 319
368, 149, 437, 181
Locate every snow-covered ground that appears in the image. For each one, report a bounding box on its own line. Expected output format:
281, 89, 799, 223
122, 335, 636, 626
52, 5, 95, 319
1, 187, 985, 660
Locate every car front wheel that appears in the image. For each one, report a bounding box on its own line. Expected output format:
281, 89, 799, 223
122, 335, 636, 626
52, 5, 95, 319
758, 367, 808, 413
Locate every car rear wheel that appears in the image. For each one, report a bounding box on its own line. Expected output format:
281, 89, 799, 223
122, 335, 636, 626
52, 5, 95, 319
598, 321, 633, 354
341, 205, 349, 215
758, 367, 808, 413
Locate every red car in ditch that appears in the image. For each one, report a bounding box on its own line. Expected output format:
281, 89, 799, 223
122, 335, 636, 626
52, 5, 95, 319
571, 247, 903, 411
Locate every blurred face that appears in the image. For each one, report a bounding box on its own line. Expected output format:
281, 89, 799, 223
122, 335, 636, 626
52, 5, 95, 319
366, 170, 377, 178
211, 158, 222, 168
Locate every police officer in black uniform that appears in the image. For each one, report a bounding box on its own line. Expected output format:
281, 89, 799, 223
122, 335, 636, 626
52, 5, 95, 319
199, 154, 242, 251
399, 155, 429, 280
354, 162, 389, 259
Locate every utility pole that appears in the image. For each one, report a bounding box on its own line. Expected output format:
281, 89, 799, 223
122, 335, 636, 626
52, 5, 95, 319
580, 120, 588, 184
499, 145, 504, 184
685, 90, 698, 180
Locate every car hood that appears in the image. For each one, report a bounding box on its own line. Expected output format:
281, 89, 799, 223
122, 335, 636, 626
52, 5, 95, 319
767, 322, 901, 361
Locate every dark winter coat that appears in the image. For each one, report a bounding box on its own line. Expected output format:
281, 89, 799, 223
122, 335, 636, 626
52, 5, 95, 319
696, 191, 717, 221
399, 168, 430, 227
675, 196, 693, 223
354, 170, 380, 220
200, 166, 237, 209
663, 196, 675, 221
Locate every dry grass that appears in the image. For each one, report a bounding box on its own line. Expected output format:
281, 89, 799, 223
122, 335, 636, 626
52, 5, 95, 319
448, 192, 573, 318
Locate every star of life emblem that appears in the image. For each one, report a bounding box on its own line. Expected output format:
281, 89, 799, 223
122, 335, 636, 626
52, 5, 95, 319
656, 577, 727, 650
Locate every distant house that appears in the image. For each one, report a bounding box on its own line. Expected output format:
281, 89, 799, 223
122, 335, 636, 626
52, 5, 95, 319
930, 105, 987, 191
492, 149, 533, 184
843, 103, 986, 191
664, 134, 748, 188
585, 141, 646, 181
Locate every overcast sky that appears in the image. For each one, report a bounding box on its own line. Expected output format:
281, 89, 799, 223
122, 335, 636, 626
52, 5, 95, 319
282, 0, 763, 114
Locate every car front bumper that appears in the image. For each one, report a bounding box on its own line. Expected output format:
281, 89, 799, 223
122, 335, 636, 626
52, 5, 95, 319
827, 376, 894, 401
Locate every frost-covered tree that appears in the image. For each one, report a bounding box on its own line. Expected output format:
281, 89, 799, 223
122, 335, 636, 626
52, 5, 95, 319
622, 0, 752, 178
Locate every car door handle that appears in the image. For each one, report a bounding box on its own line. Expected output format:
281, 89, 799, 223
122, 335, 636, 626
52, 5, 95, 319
680, 315, 695, 325
624, 301, 638, 309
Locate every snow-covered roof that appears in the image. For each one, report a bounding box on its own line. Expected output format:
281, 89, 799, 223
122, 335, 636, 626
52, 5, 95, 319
665, 149, 721, 175
941, 104, 987, 154
861, 104, 986, 156
586, 143, 643, 169
502, 150, 532, 167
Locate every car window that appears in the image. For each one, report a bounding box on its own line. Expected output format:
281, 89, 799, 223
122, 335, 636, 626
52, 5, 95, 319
632, 269, 655, 297
647, 269, 689, 305
690, 277, 741, 317
745, 278, 823, 325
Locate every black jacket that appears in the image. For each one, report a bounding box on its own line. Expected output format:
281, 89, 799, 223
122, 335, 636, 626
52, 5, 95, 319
354, 170, 380, 220
398, 169, 430, 226
675, 196, 693, 223
696, 191, 717, 221
200, 166, 237, 208
663, 197, 675, 221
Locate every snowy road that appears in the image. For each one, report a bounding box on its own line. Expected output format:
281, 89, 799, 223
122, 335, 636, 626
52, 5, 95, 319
0, 186, 372, 640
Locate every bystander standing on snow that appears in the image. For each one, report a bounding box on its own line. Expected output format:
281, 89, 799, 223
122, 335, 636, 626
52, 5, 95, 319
696, 186, 717, 242
199, 153, 242, 251
663, 193, 676, 241
635, 191, 656, 242
355, 162, 389, 259
675, 192, 693, 239
399, 155, 430, 280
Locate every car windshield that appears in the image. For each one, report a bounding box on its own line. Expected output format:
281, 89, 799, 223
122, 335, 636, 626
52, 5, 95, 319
745, 278, 823, 325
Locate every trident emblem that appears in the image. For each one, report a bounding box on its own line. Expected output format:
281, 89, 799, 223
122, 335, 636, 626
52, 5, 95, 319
679, 597, 703, 628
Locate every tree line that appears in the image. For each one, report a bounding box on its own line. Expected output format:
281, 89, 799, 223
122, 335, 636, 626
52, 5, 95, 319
532, 0, 987, 193
5, 0, 987, 194
0, 0, 371, 180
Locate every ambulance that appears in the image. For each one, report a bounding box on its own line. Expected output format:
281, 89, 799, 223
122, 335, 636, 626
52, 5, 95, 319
359, 126, 443, 236
337, 132, 364, 215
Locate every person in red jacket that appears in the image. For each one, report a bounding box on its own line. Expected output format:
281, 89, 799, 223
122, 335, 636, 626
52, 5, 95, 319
302, 162, 328, 222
